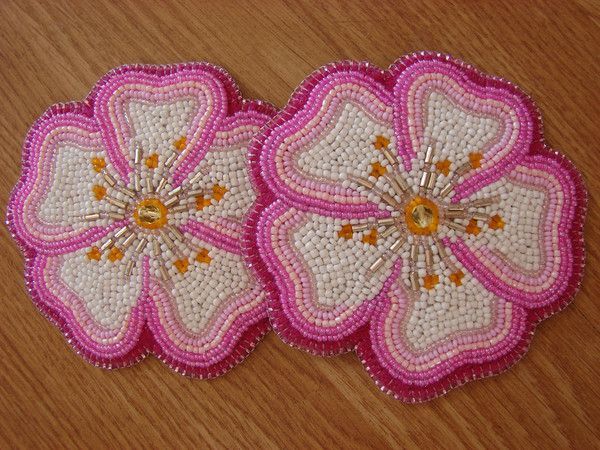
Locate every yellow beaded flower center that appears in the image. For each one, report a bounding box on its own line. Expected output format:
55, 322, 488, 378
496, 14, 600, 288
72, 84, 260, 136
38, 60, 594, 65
405, 196, 439, 235
134, 198, 168, 229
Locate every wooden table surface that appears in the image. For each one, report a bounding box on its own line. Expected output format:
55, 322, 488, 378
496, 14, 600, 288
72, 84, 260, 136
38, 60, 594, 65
1, 1, 598, 448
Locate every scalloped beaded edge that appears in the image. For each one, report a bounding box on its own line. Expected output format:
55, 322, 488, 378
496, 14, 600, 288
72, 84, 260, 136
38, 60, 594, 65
6, 62, 278, 378
244, 51, 588, 402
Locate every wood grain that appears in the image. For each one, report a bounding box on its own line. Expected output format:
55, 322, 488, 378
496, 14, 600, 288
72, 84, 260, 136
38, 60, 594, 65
0, 0, 598, 448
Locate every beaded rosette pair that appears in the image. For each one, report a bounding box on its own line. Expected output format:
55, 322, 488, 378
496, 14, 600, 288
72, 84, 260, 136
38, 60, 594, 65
7, 53, 586, 401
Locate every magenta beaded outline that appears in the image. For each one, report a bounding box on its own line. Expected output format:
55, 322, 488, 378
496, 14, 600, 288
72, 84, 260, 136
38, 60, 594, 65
246, 51, 587, 401
6, 62, 278, 377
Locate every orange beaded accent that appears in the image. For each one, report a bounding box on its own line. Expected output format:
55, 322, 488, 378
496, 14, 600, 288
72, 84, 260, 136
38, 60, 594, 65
91, 157, 106, 172
435, 159, 451, 176
174, 258, 189, 273
362, 229, 378, 246
174, 136, 187, 151
489, 214, 505, 230
373, 135, 390, 150
145, 153, 159, 169
466, 218, 481, 235
449, 270, 465, 286
196, 248, 212, 264
92, 184, 107, 200
108, 247, 124, 262
370, 162, 387, 178
196, 195, 212, 210
338, 224, 353, 240
423, 274, 439, 290
469, 152, 483, 169
212, 184, 228, 201
86, 246, 101, 261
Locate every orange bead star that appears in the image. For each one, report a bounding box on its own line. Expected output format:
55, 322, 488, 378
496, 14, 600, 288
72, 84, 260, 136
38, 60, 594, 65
108, 247, 124, 262
435, 159, 451, 176
466, 219, 481, 236
196, 248, 212, 264
92, 184, 107, 200
212, 184, 228, 201
370, 162, 387, 178
489, 214, 505, 230
338, 224, 353, 240
91, 157, 106, 173
373, 135, 390, 150
174, 258, 189, 274
145, 153, 159, 169
423, 274, 439, 290
469, 152, 483, 169
86, 246, 101, 261
174, 136, 187, 151
449, 270, 465, 286
362, 229, 378, 246
196, 195, 212, 210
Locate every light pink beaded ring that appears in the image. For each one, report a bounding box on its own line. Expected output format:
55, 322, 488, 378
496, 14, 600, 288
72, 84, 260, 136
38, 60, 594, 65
7, 63, 276, 376
247, 52, 586, 401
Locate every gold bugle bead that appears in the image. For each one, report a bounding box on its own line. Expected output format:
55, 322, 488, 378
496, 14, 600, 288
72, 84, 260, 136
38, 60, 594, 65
410, 271, 420, 290
369, 257, 385, 272
424, 145, 434, 163
135, 238, 147, 253
167, 186, 182, 197
381, 225, 397, 238
114, 226, 129, 238
103, 172, 116, 186
84, 213, 101, 221
156, 178, 168, 192
100, 238, 114, 251
439, 183, 454, 198
410, 243, 419, 260
390, 236, 405, 253
447, 221, 467, 233
164, 196, 179, 207
125, 260, 135, 276
121, 233, 136, 249
106, 196, 127, 209
427, 171, 437, 190
165, 153, 177, 167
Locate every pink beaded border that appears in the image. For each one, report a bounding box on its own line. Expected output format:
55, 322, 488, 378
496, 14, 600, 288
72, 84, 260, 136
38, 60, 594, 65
245, 51, 587, 401
6, 62, 278, 377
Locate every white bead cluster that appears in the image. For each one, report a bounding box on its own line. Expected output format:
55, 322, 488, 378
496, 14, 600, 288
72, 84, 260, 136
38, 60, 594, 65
60, 247, 141, 328
293, 211, 398, 307
38, 144, 104, 227
127, 99, 195, 191
297, 103, 395, 185
192, 146, 256, 224
171, 240, 252, 332
464, 176, 544, 272
405, 273, 494, 349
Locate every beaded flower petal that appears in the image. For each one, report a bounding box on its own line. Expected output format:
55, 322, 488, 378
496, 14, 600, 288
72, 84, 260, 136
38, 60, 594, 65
7, 63, 276, 376
248, 52, 586, 401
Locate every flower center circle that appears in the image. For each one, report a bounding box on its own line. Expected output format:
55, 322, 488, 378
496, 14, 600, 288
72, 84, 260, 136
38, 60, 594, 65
412, 204, 434, 227
134, 198, 168, 229
404, 196, 439, 235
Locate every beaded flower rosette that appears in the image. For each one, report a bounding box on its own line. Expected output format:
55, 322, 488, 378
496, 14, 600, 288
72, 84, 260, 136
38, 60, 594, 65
7, 63, 276, 376
248, 52, 586, 401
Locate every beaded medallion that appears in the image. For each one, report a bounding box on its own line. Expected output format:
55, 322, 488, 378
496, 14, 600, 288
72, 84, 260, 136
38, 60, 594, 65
248, 52, 586, 401
7, 63, 276, 376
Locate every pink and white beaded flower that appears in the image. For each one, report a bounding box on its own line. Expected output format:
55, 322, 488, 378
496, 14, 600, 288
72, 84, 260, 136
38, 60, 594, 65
248, 52, 586, 401
7, 63, 276, 376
